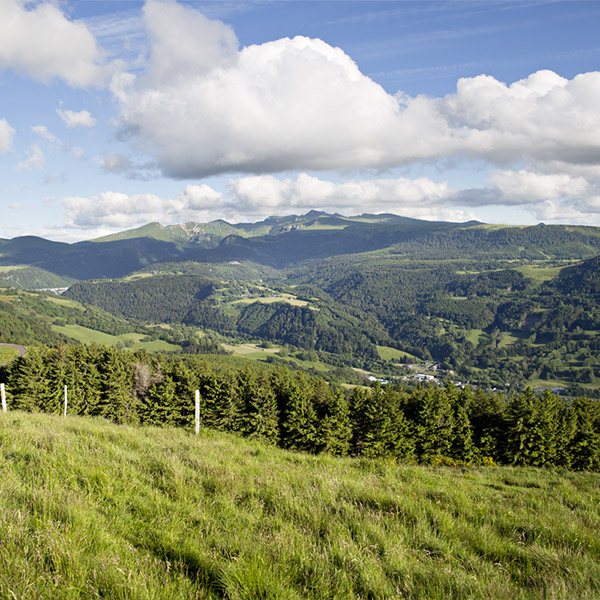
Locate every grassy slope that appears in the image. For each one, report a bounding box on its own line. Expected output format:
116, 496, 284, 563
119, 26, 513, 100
51, 323, 181, 352
0, 412, 599, 600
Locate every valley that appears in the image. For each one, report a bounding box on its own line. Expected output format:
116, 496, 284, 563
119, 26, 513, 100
0, 211, 599, 395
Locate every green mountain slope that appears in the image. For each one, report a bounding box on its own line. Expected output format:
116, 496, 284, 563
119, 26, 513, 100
2, 214, 600, 285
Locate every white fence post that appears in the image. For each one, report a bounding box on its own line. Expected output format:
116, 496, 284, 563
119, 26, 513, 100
195, 389, 200, 435
63, 385, 68, 417
1, 383, 6, 413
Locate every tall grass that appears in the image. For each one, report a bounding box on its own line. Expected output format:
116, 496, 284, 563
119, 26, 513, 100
0, 411, 598, 599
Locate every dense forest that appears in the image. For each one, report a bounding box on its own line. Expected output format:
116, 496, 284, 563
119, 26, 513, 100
2, 344, 599, 471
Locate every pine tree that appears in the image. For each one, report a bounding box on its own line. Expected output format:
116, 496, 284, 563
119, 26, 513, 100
317, 389, 352, 456
6, 346, 49, 412
282, 373, 318, 452
237, 368, 279, 444
569, 397, 600, 471
66, 344, 102, 416
97, 347, 135, 423
416, 388, 455, 461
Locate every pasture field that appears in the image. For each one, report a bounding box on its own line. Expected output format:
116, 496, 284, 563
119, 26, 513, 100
0, 411, 598, 600
52, 323, 181, 352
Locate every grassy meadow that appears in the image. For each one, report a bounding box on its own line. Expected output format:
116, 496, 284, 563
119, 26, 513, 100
0, 411, 599, 599
51, 323, 181, 352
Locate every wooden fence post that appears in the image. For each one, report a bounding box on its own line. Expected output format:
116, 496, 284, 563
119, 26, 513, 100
195, 389, 200, 435
63, 385, 68, 417
1, 383, 6, 413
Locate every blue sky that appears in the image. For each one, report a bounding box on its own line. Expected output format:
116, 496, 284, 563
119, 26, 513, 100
1, 0, 600, 241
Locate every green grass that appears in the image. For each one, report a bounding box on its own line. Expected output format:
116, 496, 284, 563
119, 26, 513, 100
0, 412, 599, 599
52, 324, 181, 352
0, 265, 23, 272
230, 295, 309, 307
222, 342, 281, 356
376, 345, 418, 362
515, 264, 569, 284
464, 329, 486, 347
0, 346, 18, 364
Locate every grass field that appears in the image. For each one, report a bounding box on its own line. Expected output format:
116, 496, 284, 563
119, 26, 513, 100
0, 411, 598, 600
230, 294, 310, 307
222, 342, 281, 356
0, 346, 18, 364
376, 345, 419, 362
52, 324, 181, 352
515, 264, 571, 284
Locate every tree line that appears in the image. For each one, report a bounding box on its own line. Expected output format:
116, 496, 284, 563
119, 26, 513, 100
1, 344, 599, 471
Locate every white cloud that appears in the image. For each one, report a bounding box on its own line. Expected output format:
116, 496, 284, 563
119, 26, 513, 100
441, 70, 600, 170
60, 174, 471, 231
0, 0, 110, 87
100, 153, 133, 174
32, 125, 62, 147
488, 170, 591, 204
70, 146, 85, 160
111, 1, 600, 183
62, 186, 225, 229
114, 0, 446, 178
227, 173, 455, 218
0, 118, 15, 152
57, 109, 97, 128
17, 144, 45, 171
53, 165, 600, 234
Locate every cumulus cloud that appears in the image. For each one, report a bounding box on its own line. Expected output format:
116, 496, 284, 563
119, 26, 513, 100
488, 170, 591, 204
0, 0, 110, 87
113, 0, 447, 178
60, 166, 600, 234
17, 144, 45, 171
63, 185, 225, 229
0, 118, 14, 152
441, 70, 600, 170
110, 1, 600, 183
57, 109, 97, 128
227, 173, 455, 218
60, 174, 474, 231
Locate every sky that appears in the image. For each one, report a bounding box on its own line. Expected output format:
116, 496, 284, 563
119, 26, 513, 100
1, 0, 600, 242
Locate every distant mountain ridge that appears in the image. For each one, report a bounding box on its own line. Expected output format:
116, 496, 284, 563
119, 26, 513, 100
1, 212, 600, 288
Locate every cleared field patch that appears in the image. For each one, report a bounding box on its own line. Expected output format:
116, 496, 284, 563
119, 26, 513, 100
516, 264, 570, 284
230, 294, 310, 307
497, 332, 520, 348
464, 329, 486, 346
45, 295, 82, 308
376, 345, 418, 362
0, 346, 18, 364
222, 342, 280, 355
0, 265, 23, 272
52, 324, 181, 352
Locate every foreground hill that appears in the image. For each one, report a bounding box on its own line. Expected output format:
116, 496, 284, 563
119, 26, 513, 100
1, 411, 599, 599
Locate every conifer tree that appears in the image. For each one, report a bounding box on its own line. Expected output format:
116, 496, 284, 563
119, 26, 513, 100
7, 346, 49, 412
237, 368, 279, 444
317, 389, 352, 456
416, 388, 455, 461
66, 344, 102, 416
569, 397, 600, 471
97, 347, 135, 423
282, 373, 318, 452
